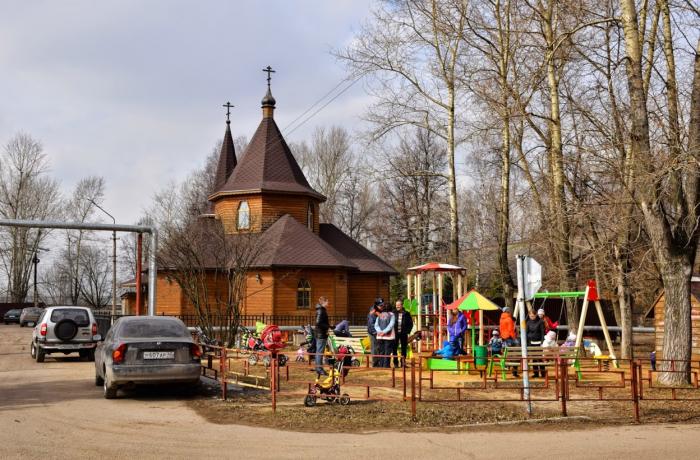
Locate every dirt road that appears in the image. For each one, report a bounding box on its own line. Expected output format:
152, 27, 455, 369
1, 324, 699, 459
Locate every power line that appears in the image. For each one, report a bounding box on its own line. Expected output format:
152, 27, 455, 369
282, 77, 354, 134
283, 76, 362, 137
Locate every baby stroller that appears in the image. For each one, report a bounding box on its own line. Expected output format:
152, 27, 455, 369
303, 345, 352, 407
241, 327, 266, 365
260, 324, 288, 367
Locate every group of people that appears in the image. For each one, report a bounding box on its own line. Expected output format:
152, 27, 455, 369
311, 296, 415, 375
367, 298, 414, 368
488, 306, 575, 377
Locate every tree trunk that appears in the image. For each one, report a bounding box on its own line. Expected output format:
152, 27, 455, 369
613, 245, 633, 359
447, 94, 459, 264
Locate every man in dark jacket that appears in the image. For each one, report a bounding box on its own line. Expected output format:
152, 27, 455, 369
392, 299, 413, 367
367, 298, 382, 367
525, 309, 545, 377
314, 296, 330, 375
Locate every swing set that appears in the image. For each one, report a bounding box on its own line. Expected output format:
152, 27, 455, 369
530, 279, 617, 365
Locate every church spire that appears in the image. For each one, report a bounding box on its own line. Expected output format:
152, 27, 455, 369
261, 65, 276, 118
212, 102, 237, 193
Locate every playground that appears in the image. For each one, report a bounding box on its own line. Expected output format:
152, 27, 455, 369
187, 258, 700, 429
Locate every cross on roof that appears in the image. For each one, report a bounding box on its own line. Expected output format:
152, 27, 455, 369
262, 65, 275, 88
222, 101, 234, 124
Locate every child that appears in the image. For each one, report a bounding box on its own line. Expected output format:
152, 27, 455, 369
431, 340, 458, 360
542, 330, 558, 348
489, 330, 504, 355
560, 333, 576, 350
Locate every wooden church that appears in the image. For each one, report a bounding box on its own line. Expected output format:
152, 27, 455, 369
124, 74, 396, 319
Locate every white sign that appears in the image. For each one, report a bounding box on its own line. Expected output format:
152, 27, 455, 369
520, 256, 542, 301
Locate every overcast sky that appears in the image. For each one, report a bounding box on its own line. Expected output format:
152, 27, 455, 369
0, 0, 373, 226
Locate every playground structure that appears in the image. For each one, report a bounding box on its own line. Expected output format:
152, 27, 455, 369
405, 262, 466, 351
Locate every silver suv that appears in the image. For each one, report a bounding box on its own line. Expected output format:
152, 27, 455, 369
31, 306, 101, 362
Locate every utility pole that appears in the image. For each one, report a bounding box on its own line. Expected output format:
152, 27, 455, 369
32, 251, 40, 307
89, 200, 118, 318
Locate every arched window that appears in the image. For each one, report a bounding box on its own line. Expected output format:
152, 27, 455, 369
307, 202, 314, 230
237, 201, 250, 230
297, 279, 311, 309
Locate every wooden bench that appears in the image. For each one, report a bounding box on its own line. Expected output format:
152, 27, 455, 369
487, 346, 582, 380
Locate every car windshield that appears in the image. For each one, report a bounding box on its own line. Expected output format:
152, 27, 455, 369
50, 309, 90, 326
6, 310, 20, 315
120, 320, 189, 339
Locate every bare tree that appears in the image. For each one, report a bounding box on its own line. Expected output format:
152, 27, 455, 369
0, 133, 60, 302
619, 0, 700, 384
158, 216, 263, 346
63, 176, 105, 304
372, 128, 449, 265
336, 0, 470, 263
78, 245, 111, 308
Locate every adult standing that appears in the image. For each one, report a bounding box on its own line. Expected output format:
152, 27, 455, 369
314, 296, 330, 376
392, 299, 413, 367
367, 298, 382, 367
526, 309, 545, 377
374, 302, 396, 368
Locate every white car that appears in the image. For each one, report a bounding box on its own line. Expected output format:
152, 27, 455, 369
31, 306, 101, 362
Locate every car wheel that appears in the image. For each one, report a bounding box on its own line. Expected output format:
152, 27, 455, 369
103, 378, 117, 399
20, 322, 25, 328
262, 355, 271, 367
35, 346, 45, 363
340, 394, 351, 406
303, 395, 317, 407
247, 353, 258, 366
30, 342, 36, 359
95, 371, 104, 386
86, 349, 95, 362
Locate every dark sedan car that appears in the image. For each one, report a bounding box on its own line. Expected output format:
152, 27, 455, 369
94, 316, 202, 399
3, 309, 21, 325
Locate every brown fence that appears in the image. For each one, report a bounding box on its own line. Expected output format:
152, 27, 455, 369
196, 343, 700, 423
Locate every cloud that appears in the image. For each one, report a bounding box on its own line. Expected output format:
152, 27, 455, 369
0, 0, 373, 225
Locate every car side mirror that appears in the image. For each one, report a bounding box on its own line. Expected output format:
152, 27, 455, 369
93, 334, 102, 341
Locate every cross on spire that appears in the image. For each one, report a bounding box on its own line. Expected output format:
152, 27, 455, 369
222, 101, 234, 124
262, 65, 275, 88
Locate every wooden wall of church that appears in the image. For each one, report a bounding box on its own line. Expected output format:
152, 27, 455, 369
347, 273, 390, 319
214, 195, 263, 233
242, 269, 274, 316
213, 193, 319, 234
273, 268, 348, 317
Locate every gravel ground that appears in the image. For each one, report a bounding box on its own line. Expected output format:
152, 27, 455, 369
2, 323, 700, 459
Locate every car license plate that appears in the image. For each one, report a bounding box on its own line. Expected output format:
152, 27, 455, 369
143, 351, 174, 360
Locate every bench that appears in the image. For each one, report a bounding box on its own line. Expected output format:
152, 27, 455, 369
487, 346, 582, 380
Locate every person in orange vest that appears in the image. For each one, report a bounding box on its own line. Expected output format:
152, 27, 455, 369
499, 307, 518, 346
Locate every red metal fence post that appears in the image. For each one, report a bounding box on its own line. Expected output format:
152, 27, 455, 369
631, 360, 640, 423
560, 358, 568, 417
410, 357, 417, 421
220, 347, 227, 401
271, 356, 277, 413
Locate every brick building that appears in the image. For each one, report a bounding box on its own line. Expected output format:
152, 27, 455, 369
124, 83, 396, 319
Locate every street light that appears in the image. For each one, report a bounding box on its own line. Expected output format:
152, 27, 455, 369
89, 199, 118, 318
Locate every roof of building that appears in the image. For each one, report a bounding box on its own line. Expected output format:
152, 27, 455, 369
252, 215, 354, 269
209, 105, 325, 201
212, 123, 237, 193
319, 224, 398, 275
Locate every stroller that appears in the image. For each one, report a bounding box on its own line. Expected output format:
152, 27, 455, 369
303, 345, 352, 407
242, 325, 287, 367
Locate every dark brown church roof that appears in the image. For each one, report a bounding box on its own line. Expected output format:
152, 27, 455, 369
319, 224, 398, 275
211, 117, 325, 201
252, 215, 353, 269
212, 123, 237, 193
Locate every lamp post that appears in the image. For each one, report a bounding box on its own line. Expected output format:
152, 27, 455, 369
89, 200, 117, 318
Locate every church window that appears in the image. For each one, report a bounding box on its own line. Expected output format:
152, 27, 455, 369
237, 201, 250, 230
307, 202, 314, 230
297, 279, 311, 309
